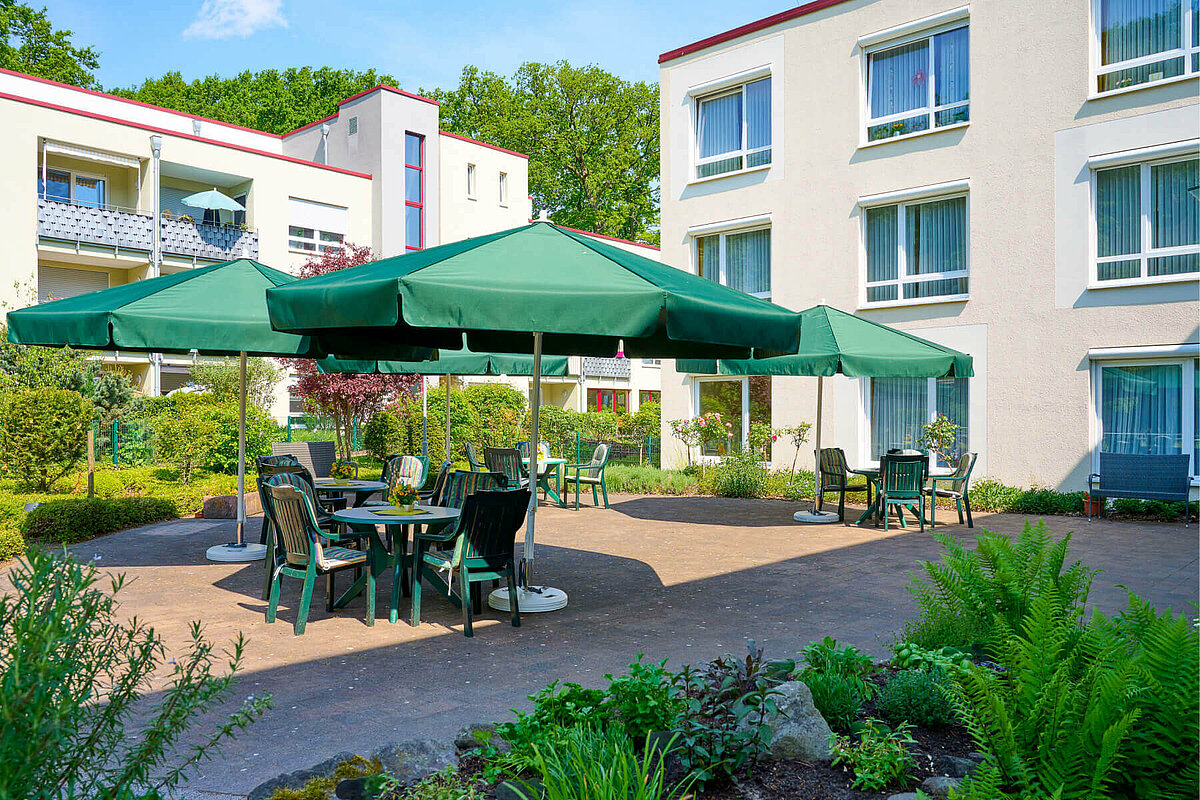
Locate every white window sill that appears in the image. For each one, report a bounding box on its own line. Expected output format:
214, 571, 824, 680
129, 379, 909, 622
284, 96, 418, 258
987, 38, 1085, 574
1088, 272, 1199, 291
858, 293, 969, 311
858, 121, 969, 151
688, 162, 771, 187
288, 247, 317, 255
1088, 72, 1198, 102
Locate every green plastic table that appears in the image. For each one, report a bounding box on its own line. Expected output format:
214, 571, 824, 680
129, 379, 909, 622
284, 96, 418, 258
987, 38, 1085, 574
851, 465, 953, 528
524, 457, 567, 506
314, 478, 388, 508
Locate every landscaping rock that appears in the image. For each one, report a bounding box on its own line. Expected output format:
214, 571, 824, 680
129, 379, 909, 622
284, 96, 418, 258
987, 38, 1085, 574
741, 680, 833, 762
371, 737, 457, 785
335, 778, 366, 800
454, 721, 507, 752
202, 492, 262, 519
248, 750, 357, 800
886, 794, 921, 800
935, 753, 979, 778
920, 775, 963, 798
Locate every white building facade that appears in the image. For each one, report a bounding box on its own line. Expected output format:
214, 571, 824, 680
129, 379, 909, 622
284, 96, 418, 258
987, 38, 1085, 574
656, 0, 1198, 493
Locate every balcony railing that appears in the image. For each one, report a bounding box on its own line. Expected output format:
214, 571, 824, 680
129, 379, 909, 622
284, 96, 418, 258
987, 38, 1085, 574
37, 198, 259, 262
582, 356, 631, 378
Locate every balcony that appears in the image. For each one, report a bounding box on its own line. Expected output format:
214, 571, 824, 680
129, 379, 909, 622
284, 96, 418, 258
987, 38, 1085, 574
37, 198, 259, 262
582, 356, 631, 378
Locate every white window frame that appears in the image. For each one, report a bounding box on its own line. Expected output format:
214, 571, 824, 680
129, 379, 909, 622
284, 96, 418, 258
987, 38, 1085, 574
692, 375, 753, 460
860, 376, 971, 469
859, 184, 970, 309
689, 69, 773, 183
1089, 353, 1199, 482
859, 11, 971, 148
499, 171, 508, 207
1090, 0, 1199, 98
690, 222, 772, 300
288, 226, 344, 254
1089, 151, 1200, 288
467, 163, 477, 200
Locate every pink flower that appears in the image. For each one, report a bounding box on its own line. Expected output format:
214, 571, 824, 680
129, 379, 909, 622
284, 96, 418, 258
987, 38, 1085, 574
698, 419, 706, 427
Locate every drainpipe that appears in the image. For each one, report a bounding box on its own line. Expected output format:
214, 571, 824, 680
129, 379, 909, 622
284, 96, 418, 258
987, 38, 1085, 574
320, 124, 331, 165
149, 135, 163, 396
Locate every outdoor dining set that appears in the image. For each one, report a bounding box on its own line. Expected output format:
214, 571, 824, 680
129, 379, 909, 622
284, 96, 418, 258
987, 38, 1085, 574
253, 445, 612, 637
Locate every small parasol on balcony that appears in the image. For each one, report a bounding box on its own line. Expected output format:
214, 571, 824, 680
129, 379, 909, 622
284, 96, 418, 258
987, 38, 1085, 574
181, 188, 245, 212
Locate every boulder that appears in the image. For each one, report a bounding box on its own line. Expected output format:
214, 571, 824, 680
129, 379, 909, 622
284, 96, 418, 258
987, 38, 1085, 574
920, 776, 963, 798
454, 721, 508, 753
886, 794, 921, 800
935, 754, 979, 778
247, 750, 357, 800
740, 680, 833, 762
202, 491, 262, 519
371, 737, 457, 785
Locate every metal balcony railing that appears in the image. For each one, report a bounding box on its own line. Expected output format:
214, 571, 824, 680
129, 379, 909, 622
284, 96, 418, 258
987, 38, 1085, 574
582, 356, 631, 378
37, 197, 259, 262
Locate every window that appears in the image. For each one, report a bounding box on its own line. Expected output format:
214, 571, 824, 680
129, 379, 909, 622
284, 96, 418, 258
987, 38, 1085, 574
694, 376, 771, 456
695, 227, 771, 298
1093, 0, 1199, 94
288, 227, 344, 253
869, 376, 969, 465
348, 116, 358, 135
405, 133, 424, 251
499, 172, 508, 206
38, 167, 106, 208
1096, 358, 1198, 478
288, 198, 347, 254
639, 390, 661, 405
587, 388, 629, 413
864, 194, 968, 305
694, 77, 771, 179
865, 25, 969, 143
1093, 155, 1198, 284
38, 265, 109, 303
467, 163, 476, 199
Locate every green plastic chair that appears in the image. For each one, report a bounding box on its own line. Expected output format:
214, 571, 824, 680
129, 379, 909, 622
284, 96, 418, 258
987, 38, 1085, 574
256, 464, 349, 601
878, 453, 927, 532
464, 442, 487, 472
411, 487, 530, 637
367, 455, 429, 507
923, 452, 977, 528
563, 444, 611, 509
262, 480, 378, 635
484, 447, 528, 490
817, 448, 871, 522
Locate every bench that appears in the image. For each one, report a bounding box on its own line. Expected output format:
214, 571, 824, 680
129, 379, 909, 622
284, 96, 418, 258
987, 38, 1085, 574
1089, 452, 1192, 527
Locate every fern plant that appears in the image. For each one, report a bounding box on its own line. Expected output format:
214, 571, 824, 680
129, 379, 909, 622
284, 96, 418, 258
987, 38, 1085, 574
902, 521, 1094, 652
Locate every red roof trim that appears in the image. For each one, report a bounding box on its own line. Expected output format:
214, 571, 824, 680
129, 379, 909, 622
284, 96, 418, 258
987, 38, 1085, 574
0, 66, 287, 138
438, 131, 529, 159
0, 90, 373, 179
338, 83, 440, 108
659, 0, 852, 63
284, 112, 338, 137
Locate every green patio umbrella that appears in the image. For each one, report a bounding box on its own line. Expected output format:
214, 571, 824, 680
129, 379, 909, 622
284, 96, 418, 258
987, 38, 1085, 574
182, 188, 245, 213
318, 348, 571, 462
268, 221, 801, 612
678, 304, 973, 523
6, 259, 430, 561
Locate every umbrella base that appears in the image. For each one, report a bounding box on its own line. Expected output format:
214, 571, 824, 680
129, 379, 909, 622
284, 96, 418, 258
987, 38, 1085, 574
488, 585, 568, 613
793, 509, 842, 524
206, 542, 267, 562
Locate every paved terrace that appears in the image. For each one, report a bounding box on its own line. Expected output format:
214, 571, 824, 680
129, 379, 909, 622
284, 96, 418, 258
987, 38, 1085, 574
15, 495, 1197, 794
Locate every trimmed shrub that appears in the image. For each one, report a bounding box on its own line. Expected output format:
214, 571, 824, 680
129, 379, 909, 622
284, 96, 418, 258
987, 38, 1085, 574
362, 410, 404, 461
0, 388, 92, 491
20, 496, 178, 544
879, 668, 955, 727
0, 524, 24, 561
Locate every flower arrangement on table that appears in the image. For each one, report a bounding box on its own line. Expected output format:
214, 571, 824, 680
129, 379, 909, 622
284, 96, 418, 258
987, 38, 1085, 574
388, 483, 420, 511
537, 442, 550, 461
330, 460, 357, 480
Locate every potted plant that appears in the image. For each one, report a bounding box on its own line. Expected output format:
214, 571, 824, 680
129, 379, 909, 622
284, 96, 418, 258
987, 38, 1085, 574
389, 483, 419, 512
1083, 495, 1104, 516
919, 415, 962, 467
330, 460, 357, 480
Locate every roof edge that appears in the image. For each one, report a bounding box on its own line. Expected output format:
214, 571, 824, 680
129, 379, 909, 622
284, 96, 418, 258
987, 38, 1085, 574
439, 131, 529, 159
659, 0, 853, 64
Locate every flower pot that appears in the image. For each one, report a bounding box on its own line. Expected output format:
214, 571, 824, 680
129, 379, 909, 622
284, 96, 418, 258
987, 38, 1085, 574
1083, 497, 1103, 516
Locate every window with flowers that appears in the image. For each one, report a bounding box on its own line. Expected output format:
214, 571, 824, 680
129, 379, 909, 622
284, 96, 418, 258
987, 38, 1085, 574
865, 24, 969, 143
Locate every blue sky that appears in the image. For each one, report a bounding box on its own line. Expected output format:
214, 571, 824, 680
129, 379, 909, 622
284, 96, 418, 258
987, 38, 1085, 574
45, 0, 788, 93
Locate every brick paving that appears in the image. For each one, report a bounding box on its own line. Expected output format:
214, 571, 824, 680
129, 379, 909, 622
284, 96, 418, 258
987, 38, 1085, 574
17, 495, 1196, 794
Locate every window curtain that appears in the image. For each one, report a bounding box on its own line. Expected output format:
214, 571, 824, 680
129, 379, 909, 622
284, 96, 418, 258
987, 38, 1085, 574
871, 378, 927, 458
866, 206, 899, 302
1096, 166, 1142, 257
1194, 359, 1199, 471
1099, 0, 1182, 65
697, 235, 720, 282
698, 91, 742, 159
906, 197, 966, 275
869, 39, 929, 118
935, 377, 969, 465
934, 28, 969, 107
745, 79, 771, 150
725, 229, 771, 295
1101, 364, 1182, 454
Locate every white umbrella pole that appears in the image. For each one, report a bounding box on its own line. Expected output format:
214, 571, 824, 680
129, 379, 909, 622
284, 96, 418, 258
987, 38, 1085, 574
445, 374, 452, 464
421, 376, 428, 459
794, 374, 839, 524
206, 351, 266, 560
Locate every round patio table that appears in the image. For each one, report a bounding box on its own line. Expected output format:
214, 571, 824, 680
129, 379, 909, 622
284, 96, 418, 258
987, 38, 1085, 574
331, 504, 460, 623
852, 465, 954, 527
313, 478, 388, 508
524, 457, 567, 506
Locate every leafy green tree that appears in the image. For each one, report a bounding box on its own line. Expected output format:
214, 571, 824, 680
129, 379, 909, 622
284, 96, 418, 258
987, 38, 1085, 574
149, 395, 219, 484
91, 370, 135, 419
0, 1, 100, 88
0, 388, 92, 491
427, 61, 660, 244
113, 67, 400, 135
190, 356, 282, 410
0, 323, 98, 394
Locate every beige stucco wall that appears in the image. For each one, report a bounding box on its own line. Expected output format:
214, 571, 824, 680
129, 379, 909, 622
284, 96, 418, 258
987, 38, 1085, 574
438, 134, 532, 242
658, 0, 1199, 490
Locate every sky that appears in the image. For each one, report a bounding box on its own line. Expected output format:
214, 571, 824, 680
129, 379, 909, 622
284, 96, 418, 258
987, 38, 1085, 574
45, 0, 792, 93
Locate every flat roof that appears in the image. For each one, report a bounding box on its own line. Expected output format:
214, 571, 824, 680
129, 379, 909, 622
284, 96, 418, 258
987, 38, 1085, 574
659, 0, 853, 64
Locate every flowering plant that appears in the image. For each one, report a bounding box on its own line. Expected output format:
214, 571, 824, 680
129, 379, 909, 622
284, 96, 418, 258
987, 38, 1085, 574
330, 460, 357, 480
389, 483, 419, 508
669, 412, 735, 465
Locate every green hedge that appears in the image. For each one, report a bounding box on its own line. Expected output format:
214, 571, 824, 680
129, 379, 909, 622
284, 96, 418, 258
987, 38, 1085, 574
20, 497, 178, 545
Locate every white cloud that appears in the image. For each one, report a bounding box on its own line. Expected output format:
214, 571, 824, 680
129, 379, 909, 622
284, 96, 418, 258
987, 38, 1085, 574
183, 0, 287, 40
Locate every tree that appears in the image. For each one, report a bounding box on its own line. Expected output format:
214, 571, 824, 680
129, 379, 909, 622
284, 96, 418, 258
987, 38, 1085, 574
427, 61, 660, 245
191, 356, 282, 410
91, 370, 135, 419
0, 388, 91, 490
0, 322, 98, 395
0, 1, 100, 88
112, 67, 401, 136
280, 244, 418, 459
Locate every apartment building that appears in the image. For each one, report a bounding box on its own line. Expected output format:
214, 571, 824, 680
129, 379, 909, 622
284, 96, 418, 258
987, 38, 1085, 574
657, 0, 1198, 493
0, 67, 662, 419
